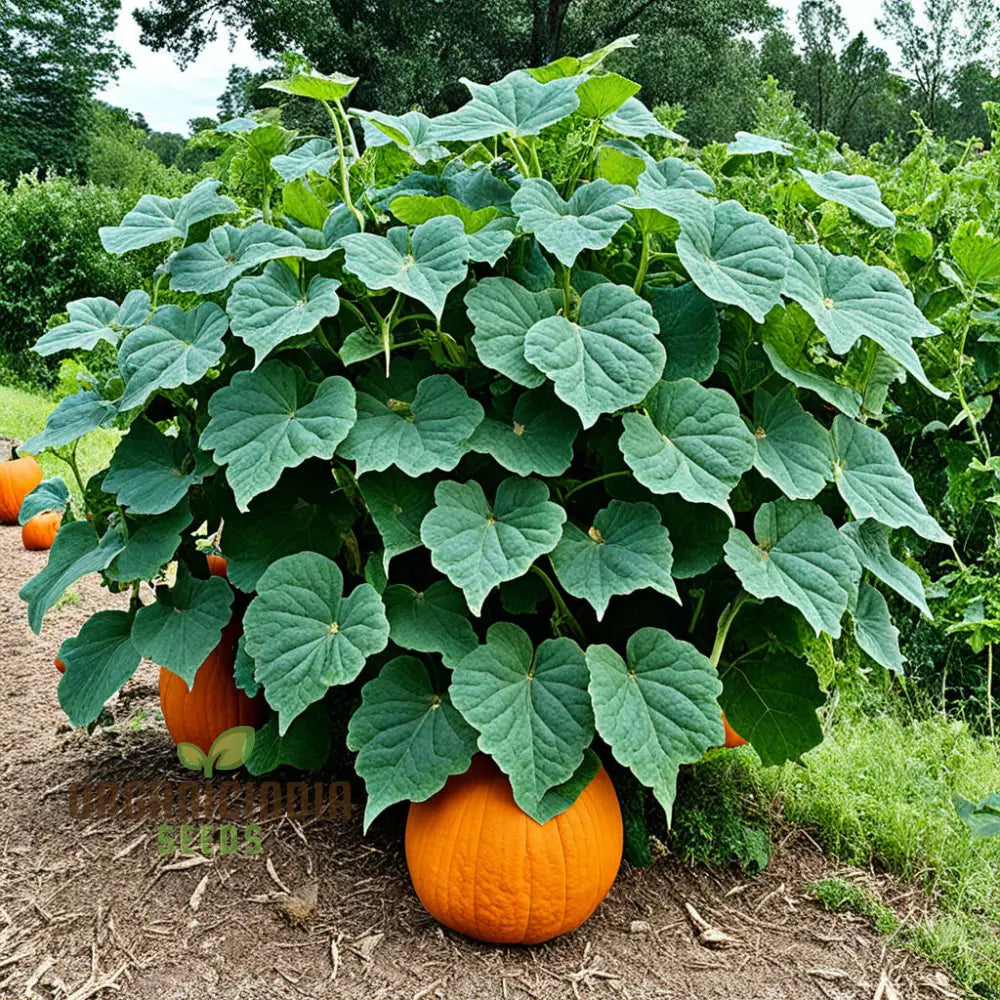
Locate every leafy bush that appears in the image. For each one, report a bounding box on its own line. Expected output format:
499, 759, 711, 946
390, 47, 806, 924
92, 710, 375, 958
0, 174, 166, 389
20, 41, 948, 831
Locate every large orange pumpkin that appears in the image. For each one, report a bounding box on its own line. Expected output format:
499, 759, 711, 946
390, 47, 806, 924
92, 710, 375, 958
405, 755, 623, 944
722, 711, 747, 748
159, 621, 267, 754
21, 511, 60, 550
0, 456, 42, 524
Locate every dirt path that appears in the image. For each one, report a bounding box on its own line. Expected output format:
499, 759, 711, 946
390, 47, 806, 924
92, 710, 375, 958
0, 525, 955, 1000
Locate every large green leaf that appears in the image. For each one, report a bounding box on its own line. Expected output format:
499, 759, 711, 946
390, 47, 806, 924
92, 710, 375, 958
528, 35, 637, 81
724, 498, 860, 637
531, 750, 602, 824
676, 199, 792, 322
20, 522, 125, 634
246, 703, 332, 775
637, 157, 715, 196
605, 96, 682, 139
726, 131, 795, 157
104, 501, 193, 583
57, 611, 142, 726
338, 372, 482, 477
951, 221, 1000, 286
18, 477, 70, 525
103, 418, 212, 515
227, 262, 341, 367
551, 500, 678, 619
420, 477, 566, 615
347, 656, 478, 831
383, 580, 479, 667
451, 623, 593, 817
840, 519, 930, 617
783, 243, 943, 396
99, 178, 237, 254
620, 379, 755, 519
261, 70, 358, 102
466, 277, 556, 388
797, 169, 895, 228
169, 222, 332, 294
719, 654, 824, 766
117, 302, 228, 410
389, 194, 499, 232
21, 390, 118, 454
358, 468, 436, 576
656, 496, 730, 579
830, 416, 951, 544
649, 283, 720, 382
524, 283, 664, 428
575, 72, 640, 119
853, 582, 905, 674
244, 552, 389, 733
339, 217, 470, 321
221, 493, 354, 592
34, 290, 150, 356
511, 178, 632, 267
200, 361, 356, 511
751, 389, 832, 500
430, 70, 580, 141
271, 138, 339, 181
587, 627, 723, 817
356, 110, 450, 163
130, 565, 234, 685
468, 388, 577, 477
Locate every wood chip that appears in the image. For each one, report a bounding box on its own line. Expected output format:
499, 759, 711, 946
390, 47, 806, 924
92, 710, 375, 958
808, 968, 850, 981
189, 873, 209, 911
266, 856, 291, 895
684, 902, 737, 948
629, 920, 652, 934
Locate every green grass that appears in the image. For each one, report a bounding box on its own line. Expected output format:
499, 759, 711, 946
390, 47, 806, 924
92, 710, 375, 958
807, 877, 901, 936
761, 713, 1000, 996
0, 383, 119, 496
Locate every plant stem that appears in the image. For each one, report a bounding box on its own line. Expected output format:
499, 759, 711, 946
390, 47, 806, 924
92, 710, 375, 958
633, 229, 651, 294
381, 292, 402, 375
502, 136, 532, 179
323, 100, 365, 230
953, 298, 989, 459
988, 642, 995, 740
710, 592, 750, 670
335, 98, 361, 160
561, 264, 573, 316
530, 565, 586, 644
563, 469, 630, 500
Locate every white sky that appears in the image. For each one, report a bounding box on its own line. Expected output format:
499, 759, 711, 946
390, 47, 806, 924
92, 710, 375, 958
97, 0, 893, 135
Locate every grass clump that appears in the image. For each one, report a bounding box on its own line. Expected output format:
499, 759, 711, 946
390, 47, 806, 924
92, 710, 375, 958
807, 877, 901, 936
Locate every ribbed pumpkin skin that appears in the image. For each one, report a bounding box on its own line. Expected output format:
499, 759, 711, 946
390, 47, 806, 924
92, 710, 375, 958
722, 711, 747, 748
22, 511, 60, 550
0, 456, 42, 524
405, 756, 623, 944
159, 621, 267, 753
205, 553, 228, 578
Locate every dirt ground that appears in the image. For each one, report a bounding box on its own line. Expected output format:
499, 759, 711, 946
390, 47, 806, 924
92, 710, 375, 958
0, 524, 960, 1000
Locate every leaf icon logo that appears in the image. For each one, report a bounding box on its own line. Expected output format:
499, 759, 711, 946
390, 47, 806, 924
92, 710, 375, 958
177, 726, 257, 778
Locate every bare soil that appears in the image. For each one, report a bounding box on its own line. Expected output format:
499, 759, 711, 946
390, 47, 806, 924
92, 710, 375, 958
0, 525, 958, 1000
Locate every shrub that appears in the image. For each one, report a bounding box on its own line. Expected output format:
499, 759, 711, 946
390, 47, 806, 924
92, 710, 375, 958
20, 41, 948, 831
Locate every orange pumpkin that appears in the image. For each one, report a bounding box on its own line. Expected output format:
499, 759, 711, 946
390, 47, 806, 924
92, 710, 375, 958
722, 711, 747, 748
55, 657, 66, 673
159, 621, 267, 754
205, 553, 228, 578
405, 755, 623, 944
21, 511, 61, 550
0, 456, 42, 524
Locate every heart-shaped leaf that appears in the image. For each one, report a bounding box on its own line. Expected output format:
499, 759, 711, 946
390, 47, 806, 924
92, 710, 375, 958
57, 610, 142, 726
637, 157, 715, 196
587, 627, 723, 818
244, 552, 389, 734
271, 138, 339, 181
227, 262, 341, 367
130, 564, 234, 685
384, 580, 479, 668
21, 391, 118, 454
356, 109, 451, 163
18, 477, 70, 525
831, 416, 951, 544
839, 519, 930, 617
797, 168, 894, 228
451, 623, 593, 817
511, 178, 632, 267
853, 582, 905, 674
260, 70, 358, 102
724, 498, 860, 637
524, 282, 664, 428
605, 96, 682, 139
200, 361, 356, 511
104, 501, 193, 583
620, 378, 755, 519
751, 389, 832, 500
347, 656, 478, 831
117, 302, 228, 410
99, 178, 237, 254
551, 500, 678, 620
358, 468, 437, 576
34, 290, 151, 356
575, 72, 641, 120
420, 477, 566, 615
339, 217, 470, 322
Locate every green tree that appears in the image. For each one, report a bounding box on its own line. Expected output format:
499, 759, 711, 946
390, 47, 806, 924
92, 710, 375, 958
949, 60, 1000, 140
144, 130, 186, 167
0, 0, 128, 181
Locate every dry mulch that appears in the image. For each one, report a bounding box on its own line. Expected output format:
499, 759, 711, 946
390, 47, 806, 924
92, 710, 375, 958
0, 525, 960, 1000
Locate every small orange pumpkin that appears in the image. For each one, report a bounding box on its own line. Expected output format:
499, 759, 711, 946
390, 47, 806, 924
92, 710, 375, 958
22, 511, 61, 550
205, 553, 228, 578
0, 455, 42, 524
55, 657, 66, 673
159, 621, 267, 753
722, 711, 747, 748
405, 755, 623, 944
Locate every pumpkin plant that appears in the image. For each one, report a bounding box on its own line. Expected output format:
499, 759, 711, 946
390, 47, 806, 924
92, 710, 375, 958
20, 39, 946, 840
